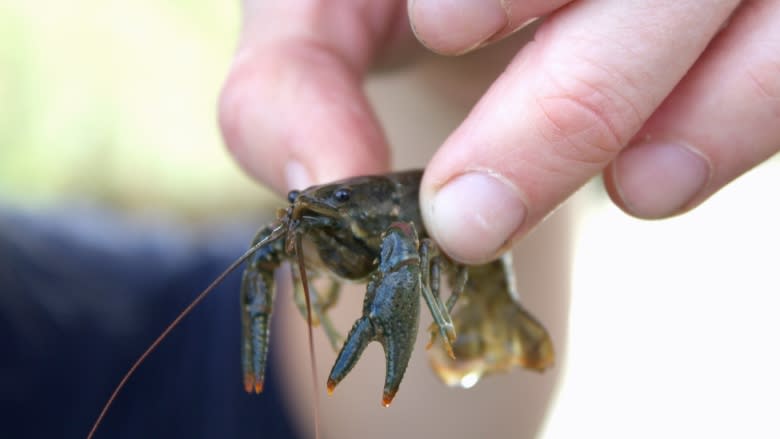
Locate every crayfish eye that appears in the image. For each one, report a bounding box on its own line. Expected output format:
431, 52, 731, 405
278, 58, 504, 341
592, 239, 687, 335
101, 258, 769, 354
287, 190, 300, 203
333, 187, 351, 203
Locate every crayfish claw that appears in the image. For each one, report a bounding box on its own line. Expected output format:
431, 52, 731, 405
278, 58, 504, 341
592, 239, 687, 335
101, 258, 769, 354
327, 317, 374, 395
240, 224, 285, 396
382, 390, 397, 408
327, 222, 422, 404
243, 375, 264, 394
243, 374, 264, 394
380, 325, 417, 406
243, 375, 252, 393
326, 378, 336, 396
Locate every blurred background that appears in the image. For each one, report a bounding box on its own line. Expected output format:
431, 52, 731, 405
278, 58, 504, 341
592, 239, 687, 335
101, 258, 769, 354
0, 0, 266, 212
2, 1, 779, 438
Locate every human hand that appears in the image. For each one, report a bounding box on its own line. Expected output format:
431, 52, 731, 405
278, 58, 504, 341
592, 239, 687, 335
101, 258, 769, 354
219, 1, 780, 265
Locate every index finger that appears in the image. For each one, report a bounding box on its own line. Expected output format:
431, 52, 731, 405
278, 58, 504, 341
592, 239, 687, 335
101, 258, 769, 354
419, 0, 739, 264
219, 1, 406, 194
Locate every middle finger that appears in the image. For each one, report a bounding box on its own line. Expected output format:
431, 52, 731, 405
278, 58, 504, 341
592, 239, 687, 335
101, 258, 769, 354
420, 0, 741, 263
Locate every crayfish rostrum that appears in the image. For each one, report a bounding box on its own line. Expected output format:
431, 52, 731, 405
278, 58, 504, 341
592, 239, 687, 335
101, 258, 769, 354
88, 169, 553, 438
241, 169, 554, 404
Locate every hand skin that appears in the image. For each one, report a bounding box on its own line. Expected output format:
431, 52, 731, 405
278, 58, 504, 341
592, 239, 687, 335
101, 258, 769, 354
219, 0, 780, 265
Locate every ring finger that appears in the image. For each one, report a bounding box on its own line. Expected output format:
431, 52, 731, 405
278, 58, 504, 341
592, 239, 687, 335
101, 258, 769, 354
606, 0, 780, 218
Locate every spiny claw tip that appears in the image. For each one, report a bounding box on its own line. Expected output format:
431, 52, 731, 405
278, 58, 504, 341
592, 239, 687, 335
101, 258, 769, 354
382, 391, 396, 407
243, 375, 265, 394
326, 378, 336, 395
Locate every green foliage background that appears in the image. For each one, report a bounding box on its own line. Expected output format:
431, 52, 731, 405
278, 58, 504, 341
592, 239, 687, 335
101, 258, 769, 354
0, 1, 273, 214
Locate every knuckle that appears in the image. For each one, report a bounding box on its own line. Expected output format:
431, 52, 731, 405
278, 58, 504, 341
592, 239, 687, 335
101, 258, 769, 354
745, 60, 780, 120
533, 61, 645, 167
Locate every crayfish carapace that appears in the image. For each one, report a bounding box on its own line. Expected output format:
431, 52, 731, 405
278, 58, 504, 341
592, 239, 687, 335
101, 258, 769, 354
87, 169, 553, 438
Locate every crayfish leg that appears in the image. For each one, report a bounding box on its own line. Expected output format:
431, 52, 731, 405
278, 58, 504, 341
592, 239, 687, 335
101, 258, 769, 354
419, 239, 462, 359
508, 304, 555, 372
291, 271, 344, 351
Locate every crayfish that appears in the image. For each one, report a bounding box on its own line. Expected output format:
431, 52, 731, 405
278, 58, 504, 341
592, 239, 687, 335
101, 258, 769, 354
87, 169, 553, 438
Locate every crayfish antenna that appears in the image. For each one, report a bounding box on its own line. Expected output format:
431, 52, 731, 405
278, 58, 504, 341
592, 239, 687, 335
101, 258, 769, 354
86, 224, 285, 439
294, 234, 322, 439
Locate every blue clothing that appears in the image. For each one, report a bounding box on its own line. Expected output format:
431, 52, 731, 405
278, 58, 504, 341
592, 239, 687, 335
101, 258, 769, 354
0, 207, 299, 438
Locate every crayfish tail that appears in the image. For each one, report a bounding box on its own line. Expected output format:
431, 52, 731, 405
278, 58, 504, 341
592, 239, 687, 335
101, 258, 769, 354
516, 330, 555, 372
520, 341, 555, 372
511, 305, 555, 372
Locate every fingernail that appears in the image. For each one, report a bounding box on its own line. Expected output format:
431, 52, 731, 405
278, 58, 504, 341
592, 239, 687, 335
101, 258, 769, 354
613, 142, 711, 218
285, 160, 313, 192
427, 171, 527, 263
410, 0, 507, 55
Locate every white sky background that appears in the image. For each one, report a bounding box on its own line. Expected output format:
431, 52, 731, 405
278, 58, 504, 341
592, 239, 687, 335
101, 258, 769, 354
543, 158, 780, 438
